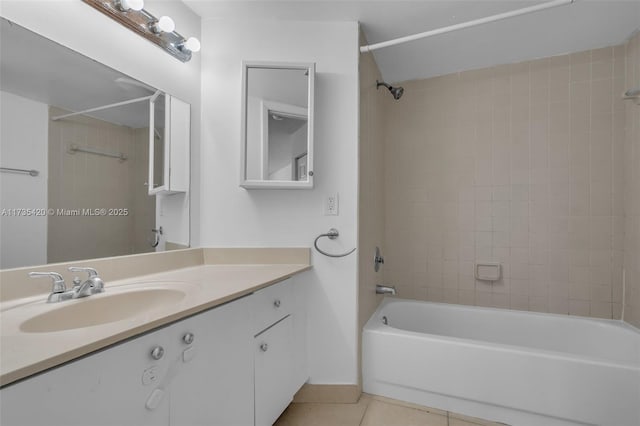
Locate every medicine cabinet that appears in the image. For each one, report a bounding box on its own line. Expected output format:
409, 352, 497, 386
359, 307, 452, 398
240, 61, 315, 189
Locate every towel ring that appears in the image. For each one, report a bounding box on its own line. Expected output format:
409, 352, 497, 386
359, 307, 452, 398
314, 228, 356, 258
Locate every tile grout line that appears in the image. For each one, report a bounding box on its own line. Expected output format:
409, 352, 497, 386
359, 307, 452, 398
357, 394, 372, 426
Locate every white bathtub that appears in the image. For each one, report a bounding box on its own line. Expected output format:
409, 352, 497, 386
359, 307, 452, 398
362, 298, 640, 426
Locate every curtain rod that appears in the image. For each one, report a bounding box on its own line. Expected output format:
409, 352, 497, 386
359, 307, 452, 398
360, 0, 575, 53
50, 94, 155, 121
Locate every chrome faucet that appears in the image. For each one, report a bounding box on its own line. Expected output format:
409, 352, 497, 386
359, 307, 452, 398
376, 284, 397, 296
69, 267, 104, 298
28, 267, 105, 303
28, 272, 74, 303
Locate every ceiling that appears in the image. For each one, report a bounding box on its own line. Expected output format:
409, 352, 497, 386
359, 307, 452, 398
0, 18, 154, 128
184, 0, 640, 83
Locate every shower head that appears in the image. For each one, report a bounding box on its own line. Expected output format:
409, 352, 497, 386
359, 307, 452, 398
376, 80, 404, 100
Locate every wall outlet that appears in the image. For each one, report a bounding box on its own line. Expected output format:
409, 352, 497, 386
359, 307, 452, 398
324, 193, 339, 216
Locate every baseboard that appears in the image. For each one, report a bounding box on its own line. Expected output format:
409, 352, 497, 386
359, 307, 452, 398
293, 384, 362, 404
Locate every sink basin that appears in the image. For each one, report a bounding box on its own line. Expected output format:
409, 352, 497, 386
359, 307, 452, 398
19, 288, 186, 333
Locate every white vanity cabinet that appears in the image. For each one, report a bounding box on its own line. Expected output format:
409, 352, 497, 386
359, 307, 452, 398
0, 297, 253, 426
0, 277, 308, 426
252, 278, 308, 426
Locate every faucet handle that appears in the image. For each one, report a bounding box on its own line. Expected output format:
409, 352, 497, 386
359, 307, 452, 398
68, 266, 98, 278
28, 272, 66, 293
69, 266, 104, 293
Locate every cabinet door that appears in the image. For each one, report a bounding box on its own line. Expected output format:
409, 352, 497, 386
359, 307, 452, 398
169, 297, 253, 426
0, 326, 174, 426
167, 96, 190, 193
148, 94, 190, 195
254, 315, 295, 426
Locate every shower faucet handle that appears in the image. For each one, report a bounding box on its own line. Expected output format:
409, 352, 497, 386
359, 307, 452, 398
374, 246, 384, 272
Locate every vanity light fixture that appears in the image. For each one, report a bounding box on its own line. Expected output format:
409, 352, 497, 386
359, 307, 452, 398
179, 37, 201, 53
82, 0, 200, 62
115, 0, 143, 12
150, 16, 175, 34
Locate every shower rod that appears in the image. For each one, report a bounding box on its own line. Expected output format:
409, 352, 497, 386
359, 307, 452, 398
360, 0, 575, 53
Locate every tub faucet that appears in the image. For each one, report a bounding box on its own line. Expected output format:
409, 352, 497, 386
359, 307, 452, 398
69, 267, 105, 298
376, 284, 396, 296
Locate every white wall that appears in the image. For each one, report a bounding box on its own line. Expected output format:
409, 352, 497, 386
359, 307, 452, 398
200, 20, 360, 384
0, 0, 201, 250
0, 91, 48, 268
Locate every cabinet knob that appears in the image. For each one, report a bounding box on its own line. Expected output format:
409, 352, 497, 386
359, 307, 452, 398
150, 346, 165, 360
260, 343, 268, 352
182, 332, 195, 345
273, 299, 281, 308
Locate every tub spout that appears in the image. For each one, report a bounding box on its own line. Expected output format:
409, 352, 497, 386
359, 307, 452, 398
376, 284, 396, 296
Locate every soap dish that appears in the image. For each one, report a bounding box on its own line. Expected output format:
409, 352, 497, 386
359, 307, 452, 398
475, 263, 501, 282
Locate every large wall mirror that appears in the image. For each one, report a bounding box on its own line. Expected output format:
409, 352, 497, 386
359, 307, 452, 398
240, 61, 315, 189
0, 18, 190, 269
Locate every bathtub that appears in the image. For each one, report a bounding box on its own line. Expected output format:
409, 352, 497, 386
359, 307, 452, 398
362, 298, 640, 426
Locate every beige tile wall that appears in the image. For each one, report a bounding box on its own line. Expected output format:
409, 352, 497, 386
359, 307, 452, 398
383, 44, 629, 319
358, 32, 388, 330
623, 31, 640, 328
48, 109, 153, 263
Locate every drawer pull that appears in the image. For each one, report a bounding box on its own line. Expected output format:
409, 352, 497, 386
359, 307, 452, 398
260, 343, 269, 352
182, 332, 195, 345
273, 299, 281, 308
150, 346, 165, 360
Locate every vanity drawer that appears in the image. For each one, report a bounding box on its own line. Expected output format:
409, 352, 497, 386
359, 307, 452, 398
252, 279, 292, 335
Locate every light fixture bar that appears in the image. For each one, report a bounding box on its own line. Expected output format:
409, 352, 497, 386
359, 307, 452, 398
360, 0, 575, 53
82, 0, 196, 62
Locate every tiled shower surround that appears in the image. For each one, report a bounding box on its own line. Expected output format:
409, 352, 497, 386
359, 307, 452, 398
48, 108, 154, 263
381, 34, 639, 321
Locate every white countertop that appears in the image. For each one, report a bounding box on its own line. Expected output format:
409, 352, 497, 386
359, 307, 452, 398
0, 263, 310, 387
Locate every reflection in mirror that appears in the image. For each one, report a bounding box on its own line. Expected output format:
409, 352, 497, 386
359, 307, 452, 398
266, 105, 307, 181
0, 18, 188, 269
241, 62, 315, 189
151, 93, 166, 190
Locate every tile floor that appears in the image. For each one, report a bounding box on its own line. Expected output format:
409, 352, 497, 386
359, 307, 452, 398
275, 394, 507, 426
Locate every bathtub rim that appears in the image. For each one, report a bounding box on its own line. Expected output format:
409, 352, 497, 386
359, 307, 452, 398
364, 297, 640, 371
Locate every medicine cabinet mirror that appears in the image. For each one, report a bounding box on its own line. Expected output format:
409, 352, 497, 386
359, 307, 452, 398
240, 61, 315, 189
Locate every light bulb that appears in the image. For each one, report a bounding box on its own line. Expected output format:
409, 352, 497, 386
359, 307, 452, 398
117, 0, 144, 11
182, 37, 201, 53
156, 16, 175, 33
